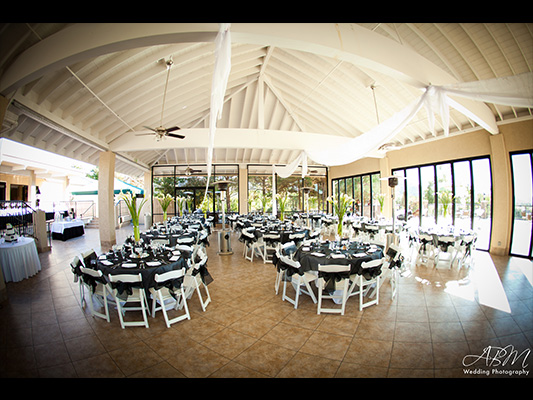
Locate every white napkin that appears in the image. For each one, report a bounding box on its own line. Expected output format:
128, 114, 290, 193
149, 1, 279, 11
121, 263, 137, 268
100, 260, 113, 266
311, 252, 325, 257
331, 253, 346, 259
146, 261, 161, 267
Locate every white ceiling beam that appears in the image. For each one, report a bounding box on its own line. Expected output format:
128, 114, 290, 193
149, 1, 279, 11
109, 128, 350, 154
1, 23, 498, 135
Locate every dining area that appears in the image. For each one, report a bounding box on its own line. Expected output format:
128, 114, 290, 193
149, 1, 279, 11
1, 218, 532, 379
67, 215, 216, 330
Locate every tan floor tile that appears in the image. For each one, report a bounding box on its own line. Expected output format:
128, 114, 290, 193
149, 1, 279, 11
234, 339, 296, 377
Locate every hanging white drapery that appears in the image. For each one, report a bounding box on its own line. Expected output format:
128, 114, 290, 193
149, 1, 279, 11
273, 151, 308, 178
204, 23, 231, 201
304, 72, 533, 168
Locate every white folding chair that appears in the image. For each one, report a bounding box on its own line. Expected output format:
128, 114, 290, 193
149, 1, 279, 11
81, 249, 98, 269
150, 268, 190, 328
280, 255, 318, 309
347, 258, 384, 310
151, 238, 170, 246
108, 273, 150, 329
70, 256, 85, 309
288, 231, 306, 247
241, 228, 259, 261
456, 234, 476, 268
416, 233, 436, 266
80, 267, 113, 322
183, 252, 211, 311
372, 243, 402, 300
317, 264, 351, 315
262, 232, 281, 264
274, 249, 284, 294
433, 235, 457, 268
177, 235, 195, 246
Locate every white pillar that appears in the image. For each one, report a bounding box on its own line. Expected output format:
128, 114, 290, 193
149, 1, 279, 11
98, 151, 116, 249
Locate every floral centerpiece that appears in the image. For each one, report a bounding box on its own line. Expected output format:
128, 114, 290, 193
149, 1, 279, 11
438, 189, 454, 218
276, 192, 289, 221
176, 196, 186, 217
157, 193, 174, 221
118, 190, 147, 243
327, 193, 353, 237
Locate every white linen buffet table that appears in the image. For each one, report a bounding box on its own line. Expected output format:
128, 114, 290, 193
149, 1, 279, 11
51, 219, 85, 241
0, 237, 42, 282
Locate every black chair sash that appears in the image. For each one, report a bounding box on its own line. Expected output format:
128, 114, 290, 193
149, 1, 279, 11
81, 272, 107, 294
153, 276, 184, 300
109, 280, 142, 301
318, 269, 351, 292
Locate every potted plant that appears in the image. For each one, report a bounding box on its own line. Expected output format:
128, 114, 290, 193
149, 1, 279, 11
118, 191, 147, 243
327, 193, 353, 237
438, 189, 454, 218
376, 193, 386, 217
276, 192, 289, 221
157, 193, 174, 221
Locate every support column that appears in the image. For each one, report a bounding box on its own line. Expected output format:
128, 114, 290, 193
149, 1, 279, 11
489, 134, 512, 256
238, 165, 247, 214
98, 151, 116, 250
379, 156, 392, 219
142, 171, 152, 227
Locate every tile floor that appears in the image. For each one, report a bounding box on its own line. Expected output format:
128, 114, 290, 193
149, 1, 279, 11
0, 225, 531, 378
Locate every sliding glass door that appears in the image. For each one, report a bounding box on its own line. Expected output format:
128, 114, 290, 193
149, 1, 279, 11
510, 151, 533, 258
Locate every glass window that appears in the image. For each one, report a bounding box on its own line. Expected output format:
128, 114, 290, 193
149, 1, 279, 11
151, 164, 239, 223
420, 165, 436, 227
393, 170, 406, 223
345, 177, 353, 214
453, 161, 472, 231
362, 175, 371, 219
436, 163, 453, 226
393, 156, 492, 251
353, 176, 362, 216
472, 158, 492, 251
405, 167, 420, 227
510, 152, 533, 258
371, 173, 381, 218
248, 172, 273, 214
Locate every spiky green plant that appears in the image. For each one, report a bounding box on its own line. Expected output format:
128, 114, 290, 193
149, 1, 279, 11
276, 192, 289, 221
327, 193, 353, 237
157, 193, 174, 221
118, 191, 147, 242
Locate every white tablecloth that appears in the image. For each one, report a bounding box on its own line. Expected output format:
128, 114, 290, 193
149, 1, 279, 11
0, 237, 42, 282
51, 219, 84, 234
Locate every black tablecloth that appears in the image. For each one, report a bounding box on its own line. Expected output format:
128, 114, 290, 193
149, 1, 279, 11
52, 225, 85, 241
294, 241, 384, 278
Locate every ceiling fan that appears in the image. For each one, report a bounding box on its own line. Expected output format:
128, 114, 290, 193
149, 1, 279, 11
135, 57, 185, 141
185, 166, 201, 176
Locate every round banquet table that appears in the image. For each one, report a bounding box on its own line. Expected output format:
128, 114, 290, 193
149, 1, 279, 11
94, 246, 212, 296
294, 240, 384, 277
0, 237, 42, 282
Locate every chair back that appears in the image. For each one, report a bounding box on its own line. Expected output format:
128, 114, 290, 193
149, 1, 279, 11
154, 268, 185, 283
318, 264, 351, 274
109, 273, 142, 283
361, 258, 385, 269
81, 249, 97, 268
80, 266, 104, 278
279, 255, 301, 270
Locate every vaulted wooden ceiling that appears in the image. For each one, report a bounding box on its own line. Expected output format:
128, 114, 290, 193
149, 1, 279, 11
1, 23, 532, 177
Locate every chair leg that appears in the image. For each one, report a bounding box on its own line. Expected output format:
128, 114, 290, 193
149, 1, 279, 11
275, 270, 283, 294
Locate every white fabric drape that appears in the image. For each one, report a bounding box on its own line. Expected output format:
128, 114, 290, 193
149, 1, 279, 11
300, 72, 533, 169
205, 23, 231, 200
273, 151, 308, 178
